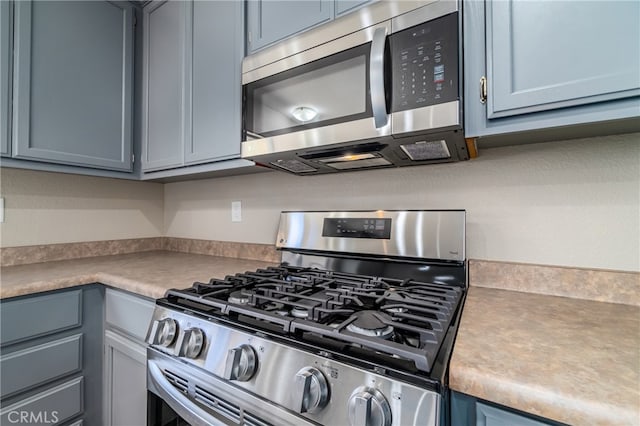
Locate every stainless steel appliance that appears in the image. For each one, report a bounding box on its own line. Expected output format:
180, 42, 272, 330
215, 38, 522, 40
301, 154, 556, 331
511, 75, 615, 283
241, 1, 469, 175
146, 210, 467, 426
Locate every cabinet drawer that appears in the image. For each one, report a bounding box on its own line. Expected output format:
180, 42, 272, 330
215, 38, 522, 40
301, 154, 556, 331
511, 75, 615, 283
0, 334, 82, 398
106, 289, 154, 342
477, 402, 553, 426
0, 290, 82, 346
0, 377, 83, 425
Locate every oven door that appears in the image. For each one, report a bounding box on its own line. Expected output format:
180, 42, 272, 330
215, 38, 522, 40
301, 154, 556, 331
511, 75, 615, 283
241, 22, 392, 169
147, 348, 309, 426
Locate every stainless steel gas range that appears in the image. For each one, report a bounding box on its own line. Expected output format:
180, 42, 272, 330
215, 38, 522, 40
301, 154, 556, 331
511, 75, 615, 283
146, 210, 467, 426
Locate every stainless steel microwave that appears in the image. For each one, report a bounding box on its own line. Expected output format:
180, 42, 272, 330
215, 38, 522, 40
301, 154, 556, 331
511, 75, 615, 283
241, 0, 469, 175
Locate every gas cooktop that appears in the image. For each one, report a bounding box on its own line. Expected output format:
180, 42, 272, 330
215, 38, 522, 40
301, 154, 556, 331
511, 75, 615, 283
164, 265, 463, 374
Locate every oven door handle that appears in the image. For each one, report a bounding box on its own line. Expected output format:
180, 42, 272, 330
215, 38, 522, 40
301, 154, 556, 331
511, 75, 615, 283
148, 360, 226, 426
370, 26, 389, 129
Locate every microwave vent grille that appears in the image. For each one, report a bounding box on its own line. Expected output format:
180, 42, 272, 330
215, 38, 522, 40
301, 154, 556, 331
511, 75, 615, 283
270, 159, 317, 173
400, 140, 451, 161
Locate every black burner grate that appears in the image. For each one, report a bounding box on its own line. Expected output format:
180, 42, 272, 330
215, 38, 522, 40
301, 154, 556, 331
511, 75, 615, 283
164, 265, 463, 373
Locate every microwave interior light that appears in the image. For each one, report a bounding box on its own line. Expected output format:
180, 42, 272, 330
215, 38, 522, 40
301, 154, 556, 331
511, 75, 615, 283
291, 106, 318, 122
318, 152, 378, 163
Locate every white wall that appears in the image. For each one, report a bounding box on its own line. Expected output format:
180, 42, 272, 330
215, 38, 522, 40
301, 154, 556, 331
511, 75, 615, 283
165, 133, 640, 272
0, 168, 164, 247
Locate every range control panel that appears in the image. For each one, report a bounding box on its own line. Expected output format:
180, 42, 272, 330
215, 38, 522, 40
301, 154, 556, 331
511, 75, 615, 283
390, 12, 459, 112
322, 218, 392, 239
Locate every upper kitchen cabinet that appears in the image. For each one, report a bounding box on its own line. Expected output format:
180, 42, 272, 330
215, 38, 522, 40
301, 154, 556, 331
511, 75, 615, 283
464, 0, 640, 139
1, 1, 11, 156
141, 0, 245, 174
246, 0, 333, 53
11, 1, 134, 171
141, 0, 189, 171
189, 0, 243, 164
335, 0, 375, 17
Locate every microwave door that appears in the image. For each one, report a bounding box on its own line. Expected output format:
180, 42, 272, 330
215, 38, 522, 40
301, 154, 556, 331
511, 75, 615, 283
242, 23, 392, 160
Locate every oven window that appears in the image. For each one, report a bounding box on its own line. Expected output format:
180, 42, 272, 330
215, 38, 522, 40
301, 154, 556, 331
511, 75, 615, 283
244, 43, 372, 138
148, 391, 190, 426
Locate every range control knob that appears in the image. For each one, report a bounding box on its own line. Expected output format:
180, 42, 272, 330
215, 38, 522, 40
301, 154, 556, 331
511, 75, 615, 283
292, 367, 329, 414
224, 345, 257, 381
174, 328, 205, 359
149, 318, 177, 347
348, 387, 391, 426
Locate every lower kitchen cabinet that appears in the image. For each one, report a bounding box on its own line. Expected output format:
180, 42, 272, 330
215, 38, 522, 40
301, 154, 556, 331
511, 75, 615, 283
103, 288, 154, 426
0, 285, 104, 425
104, 330, 147, 426
450, 391, 564, 426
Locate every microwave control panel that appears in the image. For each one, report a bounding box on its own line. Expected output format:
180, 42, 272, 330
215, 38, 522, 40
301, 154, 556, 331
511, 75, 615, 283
390, 12, 459, 112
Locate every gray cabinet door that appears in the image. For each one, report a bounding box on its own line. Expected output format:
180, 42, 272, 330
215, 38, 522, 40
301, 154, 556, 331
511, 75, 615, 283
463, 0, 640, 138
247, 0, 333, 53
0, 290, 82, 346
105, 289, 155, 342
12, 1, 134, 171
1, 334, 82, 398
103, 330, 147, 426
486, 0, 640, 119
141, 0, 190, 172
188, 0, 243, 164
0, 377, 84, 425
1, 0, 10, 156
335, 0, 374, 17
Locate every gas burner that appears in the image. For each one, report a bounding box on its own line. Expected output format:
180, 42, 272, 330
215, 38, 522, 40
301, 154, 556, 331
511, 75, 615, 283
346, 311, 395, 340
290, 306, 310, 318
228, 291, 249, 305
385, 306, 408, 314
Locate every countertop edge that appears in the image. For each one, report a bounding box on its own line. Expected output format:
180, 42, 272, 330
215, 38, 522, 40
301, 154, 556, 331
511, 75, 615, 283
449, 363, 639, 425
0, 272, 170, 300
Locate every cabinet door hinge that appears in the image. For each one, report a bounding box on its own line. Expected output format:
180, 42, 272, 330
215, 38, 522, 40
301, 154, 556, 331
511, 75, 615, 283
480, 76, 487, 104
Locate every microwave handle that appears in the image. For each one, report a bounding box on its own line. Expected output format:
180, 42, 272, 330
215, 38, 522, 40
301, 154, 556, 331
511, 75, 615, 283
370, 27, 388, 128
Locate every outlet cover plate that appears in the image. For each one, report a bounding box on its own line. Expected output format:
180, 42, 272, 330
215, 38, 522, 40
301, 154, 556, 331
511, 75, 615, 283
231, 201, 242, 222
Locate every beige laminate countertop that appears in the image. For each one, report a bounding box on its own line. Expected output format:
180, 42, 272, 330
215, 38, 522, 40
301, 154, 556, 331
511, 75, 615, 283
2, 252, 638, 425
0, 251, 277, 300
450, 286, 640, 426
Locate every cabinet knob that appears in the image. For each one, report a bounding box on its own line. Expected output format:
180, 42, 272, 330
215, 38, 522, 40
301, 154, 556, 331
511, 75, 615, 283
224, 344, 257, 381
348, 387, 391, 426
292, 367, 329, 414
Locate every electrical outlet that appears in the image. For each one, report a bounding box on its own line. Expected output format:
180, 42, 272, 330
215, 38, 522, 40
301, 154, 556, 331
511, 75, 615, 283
231, 201, 242, 222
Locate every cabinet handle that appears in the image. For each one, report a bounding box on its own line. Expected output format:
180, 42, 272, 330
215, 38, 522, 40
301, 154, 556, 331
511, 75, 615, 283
480, 76, 487, 104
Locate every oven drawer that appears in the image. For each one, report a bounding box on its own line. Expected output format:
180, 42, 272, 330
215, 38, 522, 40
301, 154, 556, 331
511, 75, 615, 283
0, 290, 82, 346
0, 377, 83, 425
105, 288, 154, 341
0, 334, 82, 398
